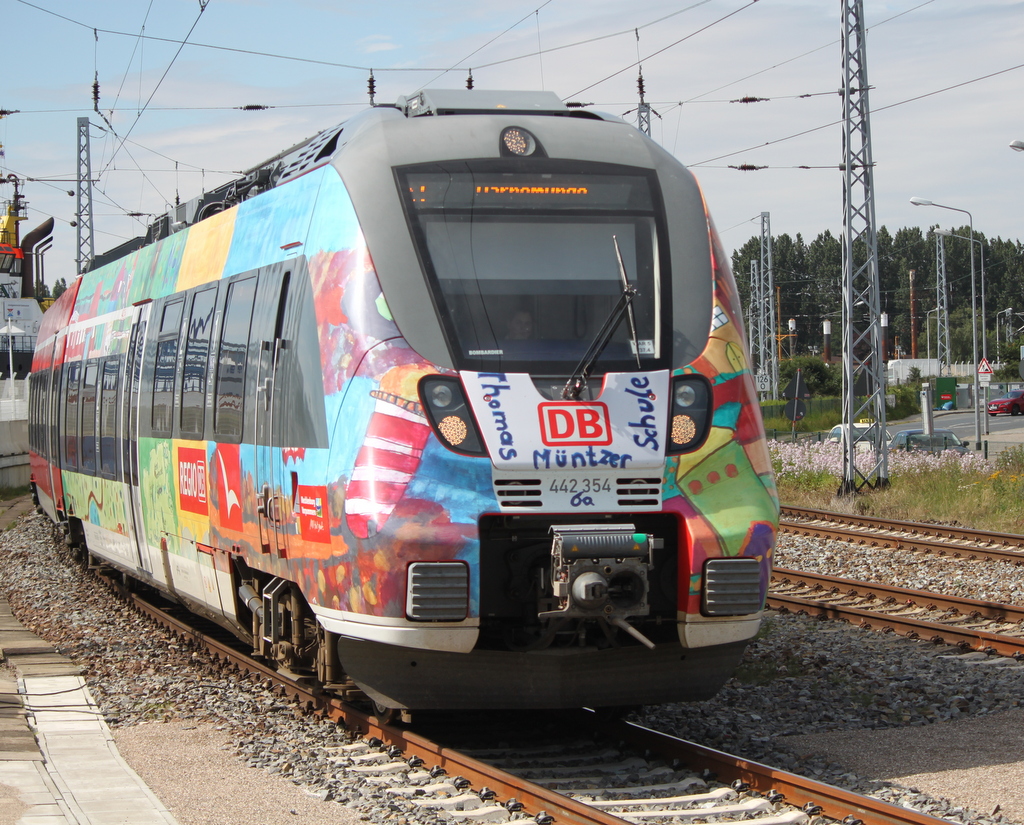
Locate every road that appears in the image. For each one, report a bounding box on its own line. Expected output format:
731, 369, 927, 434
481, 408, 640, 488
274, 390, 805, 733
890, 404, 1024, 456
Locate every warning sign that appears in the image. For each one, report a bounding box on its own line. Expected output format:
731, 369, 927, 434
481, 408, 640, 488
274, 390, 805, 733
978, 358, 993, 375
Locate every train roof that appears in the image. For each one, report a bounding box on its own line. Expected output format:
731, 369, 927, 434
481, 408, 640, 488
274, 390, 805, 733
86, 89, 625, 273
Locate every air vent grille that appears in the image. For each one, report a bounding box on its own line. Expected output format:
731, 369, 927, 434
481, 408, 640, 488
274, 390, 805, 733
406, 562, 469, 621
494, 478, 544, 509
616, 477, 662, 507
703, 558, 763, 616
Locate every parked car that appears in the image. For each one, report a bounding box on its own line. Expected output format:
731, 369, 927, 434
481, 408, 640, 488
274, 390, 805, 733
826, 423, 892, 452
987, 389, 1024, 416
889, 428, 969, 454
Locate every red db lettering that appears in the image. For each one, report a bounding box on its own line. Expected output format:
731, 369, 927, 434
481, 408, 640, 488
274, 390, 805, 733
538, 403, 612, 446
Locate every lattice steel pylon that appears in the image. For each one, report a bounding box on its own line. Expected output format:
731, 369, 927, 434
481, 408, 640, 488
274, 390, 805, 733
935, 233, 951, 376
76, 117, 96, 275
759, 212, 778, 399
748, 259, 760, 367
839, 0, 888, 493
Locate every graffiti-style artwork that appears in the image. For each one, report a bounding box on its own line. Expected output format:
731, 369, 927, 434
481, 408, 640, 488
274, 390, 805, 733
345, 364, 433, 539
664, 221, 778, 612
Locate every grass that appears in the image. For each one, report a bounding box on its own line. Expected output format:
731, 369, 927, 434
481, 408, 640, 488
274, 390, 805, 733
771, 441, 1024, 534
0, 485, 29, 503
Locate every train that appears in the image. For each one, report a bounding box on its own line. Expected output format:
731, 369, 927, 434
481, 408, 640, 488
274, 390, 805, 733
27, 88, 778, 717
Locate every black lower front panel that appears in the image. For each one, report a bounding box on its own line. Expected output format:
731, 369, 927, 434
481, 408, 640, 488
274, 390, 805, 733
336, 636, 748, 710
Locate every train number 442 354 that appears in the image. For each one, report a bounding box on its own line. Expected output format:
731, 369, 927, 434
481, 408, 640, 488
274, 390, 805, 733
548, 477, 612, 494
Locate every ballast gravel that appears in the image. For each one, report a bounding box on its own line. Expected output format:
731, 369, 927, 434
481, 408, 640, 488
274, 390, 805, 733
2, 511, 1024, 825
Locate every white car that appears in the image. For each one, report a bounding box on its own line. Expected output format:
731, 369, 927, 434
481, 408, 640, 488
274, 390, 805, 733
826, 423, 892, 452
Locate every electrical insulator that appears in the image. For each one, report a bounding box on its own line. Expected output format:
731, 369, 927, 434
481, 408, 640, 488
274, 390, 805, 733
466, 70, 474, 90
367, 72, 376, 106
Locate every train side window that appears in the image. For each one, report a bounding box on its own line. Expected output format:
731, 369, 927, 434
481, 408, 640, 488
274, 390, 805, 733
99, 358, 120, 478
62, 361, 81, 470
180, 287, 217, 439
152, 299, 184, 435
214, 277, 256, 439
80, 361, 99, 474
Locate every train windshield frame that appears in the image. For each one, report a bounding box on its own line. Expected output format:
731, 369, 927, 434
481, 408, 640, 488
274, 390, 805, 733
396, 160, 670, 376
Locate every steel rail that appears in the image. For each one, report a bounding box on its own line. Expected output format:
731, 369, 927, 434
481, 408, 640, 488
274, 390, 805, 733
780, 513, 1024, 565
116, 581, 951, 825
768, 592, 1024, 657
118, 584, 634, 825
607, 720, 952, 825
773, 566, 1024, 623
781, 505, 1024, 552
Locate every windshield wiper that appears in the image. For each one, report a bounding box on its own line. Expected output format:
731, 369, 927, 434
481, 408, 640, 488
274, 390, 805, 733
562, 236, 641, 400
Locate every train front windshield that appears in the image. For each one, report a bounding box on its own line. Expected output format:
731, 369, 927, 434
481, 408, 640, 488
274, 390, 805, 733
398, 162, 667, 375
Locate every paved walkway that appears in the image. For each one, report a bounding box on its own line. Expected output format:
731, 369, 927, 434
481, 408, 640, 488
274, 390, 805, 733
0, 498, 34, 533
0, 593, 179, 825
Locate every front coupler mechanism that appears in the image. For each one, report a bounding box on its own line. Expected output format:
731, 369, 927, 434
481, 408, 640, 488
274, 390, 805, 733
540, 524, 661, 649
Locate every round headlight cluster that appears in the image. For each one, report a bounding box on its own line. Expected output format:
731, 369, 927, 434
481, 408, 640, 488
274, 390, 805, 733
418, 376, 487, 456
671, 414, 697, 446
667, 376, 711, 454
501, 127, 537, 156
438, 415, 468, 446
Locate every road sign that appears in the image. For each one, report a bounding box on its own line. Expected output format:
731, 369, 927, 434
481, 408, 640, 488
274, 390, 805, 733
784, 399, 806, 422
755, 372, 771, 393
782, 369, 811, 400
978, 357, 993, 375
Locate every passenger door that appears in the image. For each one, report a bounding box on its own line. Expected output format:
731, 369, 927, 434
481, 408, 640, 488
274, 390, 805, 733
123, 303, 152, 570
252, 264, 293, 558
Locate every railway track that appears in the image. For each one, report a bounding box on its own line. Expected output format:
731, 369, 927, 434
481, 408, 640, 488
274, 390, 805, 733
104, 574, 951, 825
769, 567, 1024, 658
780, 505, 1024, 565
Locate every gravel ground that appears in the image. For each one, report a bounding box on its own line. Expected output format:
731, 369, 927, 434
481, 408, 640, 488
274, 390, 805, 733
3, 511, 1024, 825
635, 533, 1024, 825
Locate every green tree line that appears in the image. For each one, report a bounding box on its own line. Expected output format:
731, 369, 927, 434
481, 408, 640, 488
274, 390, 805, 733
731, 225, 1024, 382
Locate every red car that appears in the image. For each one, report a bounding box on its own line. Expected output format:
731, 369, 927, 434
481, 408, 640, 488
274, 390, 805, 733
988, 389, 1024, 416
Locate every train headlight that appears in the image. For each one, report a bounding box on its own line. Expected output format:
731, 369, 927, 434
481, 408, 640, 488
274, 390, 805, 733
430, 384, 454, 409
418, 376, 488, 457
438, 415, 468, 446
666, 375, 712, 454
674, 383, 697, 408
500, 126, 541, 157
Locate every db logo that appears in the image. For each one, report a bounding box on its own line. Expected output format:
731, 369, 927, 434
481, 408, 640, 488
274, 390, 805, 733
538, 402, 613, 446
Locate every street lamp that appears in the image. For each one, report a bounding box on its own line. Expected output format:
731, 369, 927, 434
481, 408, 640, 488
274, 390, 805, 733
935, 229, 986, 361
997, 307, 1014, 354
1011, 140, 1024, 152
910, 197, 981, 450
925, 307, 940, 362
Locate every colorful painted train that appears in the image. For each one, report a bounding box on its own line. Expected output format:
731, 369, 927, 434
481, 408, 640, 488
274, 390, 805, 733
28, 89, 778, 715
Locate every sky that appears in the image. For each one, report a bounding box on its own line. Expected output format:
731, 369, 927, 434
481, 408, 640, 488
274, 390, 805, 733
3, 0, 1024, 288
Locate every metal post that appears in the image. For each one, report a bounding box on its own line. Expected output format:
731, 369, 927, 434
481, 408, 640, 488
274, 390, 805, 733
839, 0, 887, 493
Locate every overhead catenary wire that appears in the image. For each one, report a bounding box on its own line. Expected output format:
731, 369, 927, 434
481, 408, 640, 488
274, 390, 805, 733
96, 0, 210, 179
690, 59, 1024, 168
7, 0, 1007, 234
567, 0, 761, 99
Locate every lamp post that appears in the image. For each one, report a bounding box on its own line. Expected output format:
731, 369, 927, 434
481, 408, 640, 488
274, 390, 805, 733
997, 307, 1014, 354
935, 229, 986, 361
925, 307, 940, 362
934, 226, 988, 436
910, 197, 981, 450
